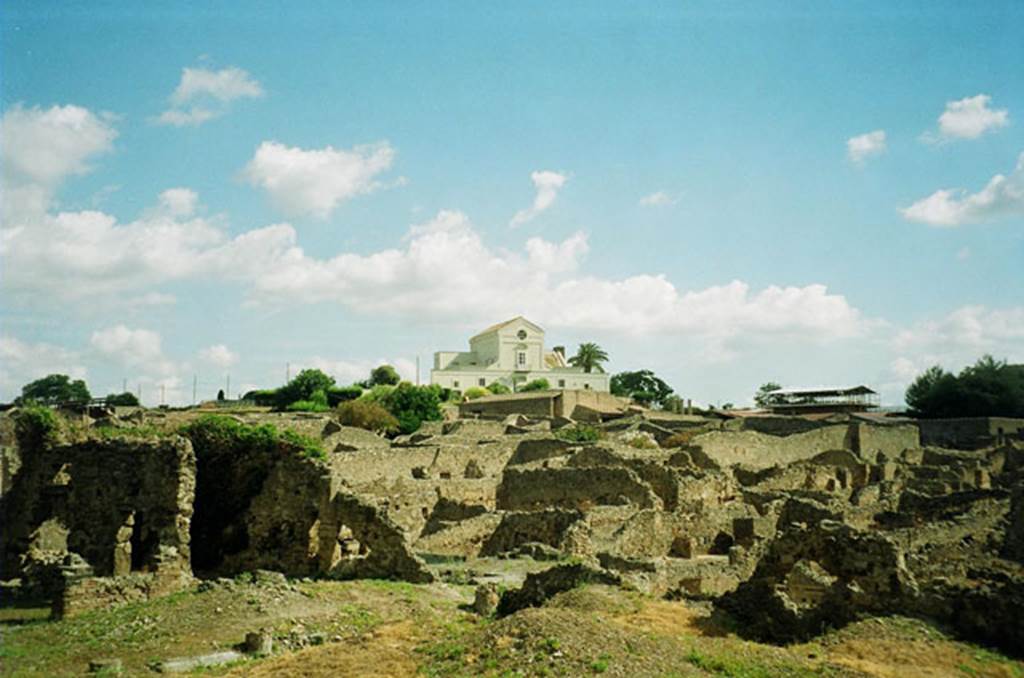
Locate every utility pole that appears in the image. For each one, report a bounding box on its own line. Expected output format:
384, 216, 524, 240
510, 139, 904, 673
138, 384, 142, 405
416, 356, 420, 385
286, 362, 291, 383
226, 374, 231, 400
160, 384, 166, 405
122, 378, 127, 393
193, 375, 197, 406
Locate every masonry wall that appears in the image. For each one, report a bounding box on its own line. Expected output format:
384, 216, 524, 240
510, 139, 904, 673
689, 426, 853, 469
919, 418, 1024, 449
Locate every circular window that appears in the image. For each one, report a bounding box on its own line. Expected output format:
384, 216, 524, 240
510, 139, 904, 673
517, 329, 527, 340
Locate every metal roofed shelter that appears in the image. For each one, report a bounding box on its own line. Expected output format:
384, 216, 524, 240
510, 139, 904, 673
764, 385, 880, 415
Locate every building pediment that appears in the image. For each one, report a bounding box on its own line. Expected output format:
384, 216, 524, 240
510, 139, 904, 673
469, 316, 545, 342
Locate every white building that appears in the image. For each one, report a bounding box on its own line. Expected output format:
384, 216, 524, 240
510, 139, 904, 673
430, 317, 610, 393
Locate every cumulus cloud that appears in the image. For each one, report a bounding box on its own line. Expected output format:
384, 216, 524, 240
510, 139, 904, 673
0, 336, 88, 401
243, 141, 396, 219
638, 191, 678, 207
0, 104, 117, 221
157, 66, 263, 126
90, 325, 175, 373
157, 188, 199, 217
510, 170, 568, 227
199, 344, 239, 369
901, 152, 1024, 226
931, 94, 1009, 141
846, 130, 886, 165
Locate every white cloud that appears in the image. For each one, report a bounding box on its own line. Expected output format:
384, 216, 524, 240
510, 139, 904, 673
243, 141, 396, 218
0, 336, 88, 401
171, 66, 263, 104
90, 325, 174, 372
935, 94, 1009, 140
639, 191, 678, 207
303, 357, 418, 386
510, 170, 568, 227
846, 130, 886, 165
901, 152, 1024, 226
157, 188, 199, 217
157, 66, 263, 127
0, 104, 117, 221
155, 107, 219, 127
199, 344, 239, 369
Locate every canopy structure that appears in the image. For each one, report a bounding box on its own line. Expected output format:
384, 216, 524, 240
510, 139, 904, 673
764, 385, 879, 414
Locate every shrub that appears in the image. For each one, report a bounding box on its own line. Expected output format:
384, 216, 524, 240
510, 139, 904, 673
519, 378, 550, 392
359, 384, 396, 405
380, 383, 444, 435
368, 364, 401, 386
275, 369, 336, 409
105, 391, 140, 406
326, 385, 363, 406
181, 414, 325, 461
486, 382, 511, 395
554, 424, 601, 443
337, 400, 399, 434
14, 405, 60, 450
626, 433, 659, 449
243, 389, 279, 406
463, 386, 489, 400
661, 430, 701, 448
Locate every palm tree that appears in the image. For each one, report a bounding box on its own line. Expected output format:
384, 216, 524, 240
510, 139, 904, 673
568, 343, 609, 373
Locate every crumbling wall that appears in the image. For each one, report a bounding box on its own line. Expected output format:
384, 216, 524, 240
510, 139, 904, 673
496, 466, 660, 511
688, 426, 851, 469
2, 436, 194, 583
853, 422, 919, 461
479, 509, 587, 556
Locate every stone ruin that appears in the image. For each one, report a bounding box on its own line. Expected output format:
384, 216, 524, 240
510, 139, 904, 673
2, 403, 1022, 657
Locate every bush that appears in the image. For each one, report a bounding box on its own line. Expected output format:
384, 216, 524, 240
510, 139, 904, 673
486, 382, 511, 395
287, 388, 330, 412
661, 430, 701, 448
380, 383, 444, 435
326, 385, 363, 406
243, 389, 279, 406
463, 386, 489, 400
14, 405, 60, 450
181, 414, 325, 461
519, 378, 551, 392
368, 364, 401, 386
337, 400, 399, 434
359, 384, 396, 405
554, 424, 601, 443
275, 369, 336, 409
105, 391, 140, 406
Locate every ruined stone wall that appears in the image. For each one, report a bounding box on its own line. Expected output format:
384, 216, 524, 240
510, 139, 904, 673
496, 466, 660, 511
853, 423, 919, 461
919, 417, 1024, 450
2, 436, 194, 581
689, 426, 852, 469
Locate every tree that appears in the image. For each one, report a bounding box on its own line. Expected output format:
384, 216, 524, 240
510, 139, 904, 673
486, 382, 511, 395
106, 392, 140, 406
275, 369, 336, 409
368, 364, 401, 387
463, 386, 489, 400
905, 356, 1024, 418
610, 370, 673, 407
18, 374, 91, 406
519, 378, 551, 392
217, 389, 225, 401
380, 383, 443, 434
753, 382, 782, 408
568, 343, 609, 374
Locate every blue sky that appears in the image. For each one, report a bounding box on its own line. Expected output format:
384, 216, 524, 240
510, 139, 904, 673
2, 2, 1022, 407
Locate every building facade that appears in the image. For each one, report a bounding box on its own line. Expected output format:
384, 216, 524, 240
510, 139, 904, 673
430, 317, 610, 393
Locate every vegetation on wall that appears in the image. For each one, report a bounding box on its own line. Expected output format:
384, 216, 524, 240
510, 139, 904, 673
17, 373, 91, 406
906, 355, 1024, 418
336, 400, 399, 434
463, 386, 489, 400
554, 424, 602, 443
486, 382, 511, 395
14, 405, 60, 450
519, 378, 551, 392
180, 414, 326, 461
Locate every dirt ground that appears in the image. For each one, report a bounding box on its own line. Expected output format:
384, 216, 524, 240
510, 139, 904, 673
2, 574, 1022, 677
